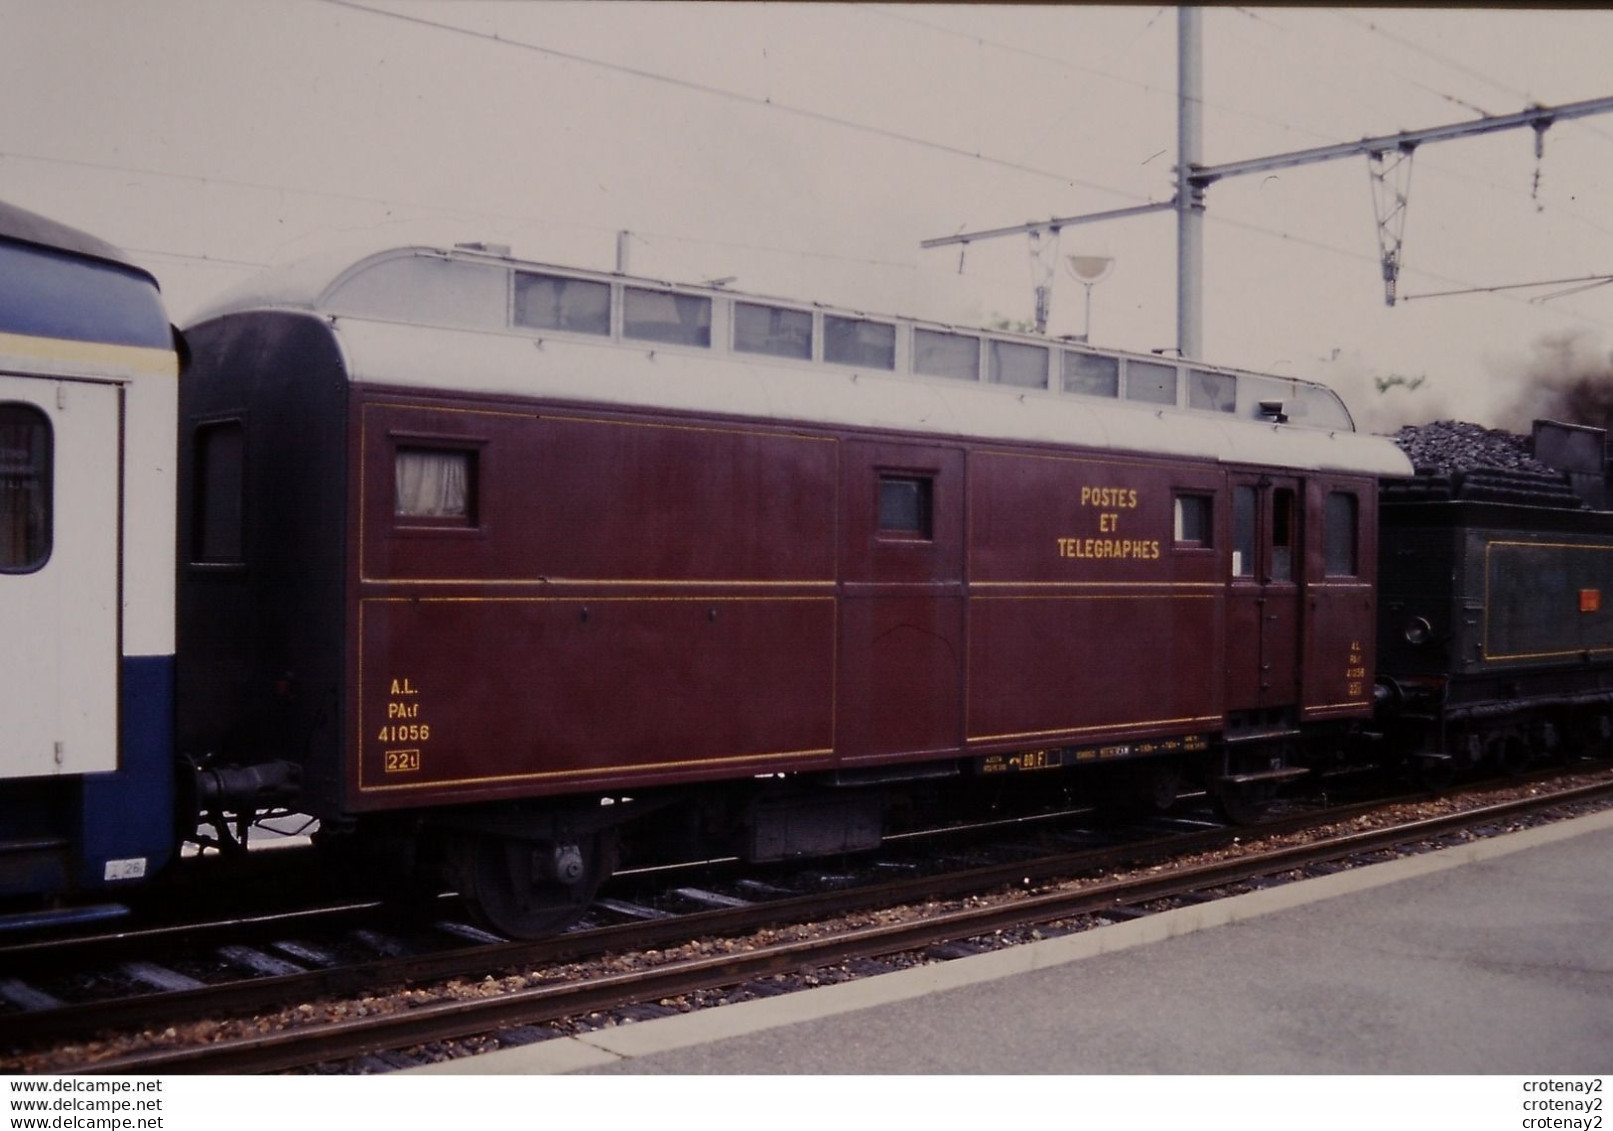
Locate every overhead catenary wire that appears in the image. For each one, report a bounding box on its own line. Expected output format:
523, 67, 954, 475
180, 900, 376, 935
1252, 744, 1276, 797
1399, 272, 1613, 303
10, 4, 1613, 345
888, 6, 1613, 333
12, 138, 1604, 334
0, 150, 946, 282
1206, 212, 1613, 333
1208, 8, 1613, 243
1220, 8, 1477, 131
22, 4, 1603, 285
317, 0, 1142, 201
1328, 9, 1613, 150
1246, 8, 1497, 119
1329, 10, 1531, 105
126, 248, 273, 272
866, 4, 1373, 159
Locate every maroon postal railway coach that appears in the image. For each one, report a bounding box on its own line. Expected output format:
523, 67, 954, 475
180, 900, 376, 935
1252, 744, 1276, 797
176, 244, 1411, 933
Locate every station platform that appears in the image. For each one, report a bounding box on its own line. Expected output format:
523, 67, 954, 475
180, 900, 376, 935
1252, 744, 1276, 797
415, 806, 1613, 1075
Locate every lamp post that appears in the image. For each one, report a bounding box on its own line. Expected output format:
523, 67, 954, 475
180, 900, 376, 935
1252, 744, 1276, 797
1065, 255, 1115, 343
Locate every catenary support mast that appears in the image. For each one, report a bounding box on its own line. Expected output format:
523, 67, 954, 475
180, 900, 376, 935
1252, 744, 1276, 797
1176, 7, 1203, 359
921, 7, 1613, 359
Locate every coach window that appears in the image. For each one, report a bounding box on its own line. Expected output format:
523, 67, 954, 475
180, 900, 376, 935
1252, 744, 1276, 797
326, 256, 507, 330
395, 447, 477, 526
877, 474, 933, 540
988, 340, 1049, 389
192, 421, 244, 565
1271, 487, 1296, 582
1325, 491, 1359, 576
914, 329, 979, 381
1231, 485, 1256, 578
734, 302, 812, 360
0, 403, 51, 572
1188, 369, 1237, 413
1124, 360, 1178, 406
512, 272, 610, 336
825, 315, 896, 369
1290, 385, 1354, 431
1062, 350, 1119, 398
624, 287, 712, 348
1173, 493, 1213, 548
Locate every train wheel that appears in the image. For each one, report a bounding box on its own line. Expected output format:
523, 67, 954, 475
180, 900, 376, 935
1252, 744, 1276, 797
1143, 760, 1182, 813
1563, 714, 1612, 762
1496, 732, 1534, 777
1537, 718, 1571, 766
1109, 759, 1182, 817
1410, 751, 1459, 793
1213, 778, 1276, 825
455, 830, 614, 938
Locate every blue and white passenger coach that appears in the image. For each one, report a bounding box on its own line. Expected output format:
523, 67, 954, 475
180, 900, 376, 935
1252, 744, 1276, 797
0, 202, 180, 910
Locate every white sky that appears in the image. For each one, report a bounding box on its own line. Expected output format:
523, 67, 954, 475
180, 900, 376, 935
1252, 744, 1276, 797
6, 2, 1613, 431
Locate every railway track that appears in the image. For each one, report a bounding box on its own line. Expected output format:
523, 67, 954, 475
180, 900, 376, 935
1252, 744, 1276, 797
4, 769, 1610, 1075
0, 790, 1187, 966
0, 804, 1238, 1049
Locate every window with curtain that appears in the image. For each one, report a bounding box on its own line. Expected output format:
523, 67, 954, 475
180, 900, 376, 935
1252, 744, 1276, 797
623, 287, 712, 348
1173, 493, 1212, 547
512, 272, 610, 335
734, 302, 813, 359
396, 447, 475, 523
824, 315, 895, 369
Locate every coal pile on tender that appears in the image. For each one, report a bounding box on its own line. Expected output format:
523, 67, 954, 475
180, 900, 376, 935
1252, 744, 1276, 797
1384, 420, 1584, 508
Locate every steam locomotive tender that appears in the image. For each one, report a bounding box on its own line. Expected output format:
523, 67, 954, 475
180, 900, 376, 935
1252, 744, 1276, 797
1376, 425, 1613, 781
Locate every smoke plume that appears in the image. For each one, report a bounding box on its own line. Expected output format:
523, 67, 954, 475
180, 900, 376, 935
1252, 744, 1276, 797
1312, 348, 1452, 433
1496, 328, 1613, 434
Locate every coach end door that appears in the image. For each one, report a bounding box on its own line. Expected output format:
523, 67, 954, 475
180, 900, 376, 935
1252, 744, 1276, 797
1, 377, 121, 777
1225, 475, 1302, 717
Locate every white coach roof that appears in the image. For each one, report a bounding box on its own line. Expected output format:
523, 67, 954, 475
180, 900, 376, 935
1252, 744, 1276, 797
187, 245, 1413, 478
